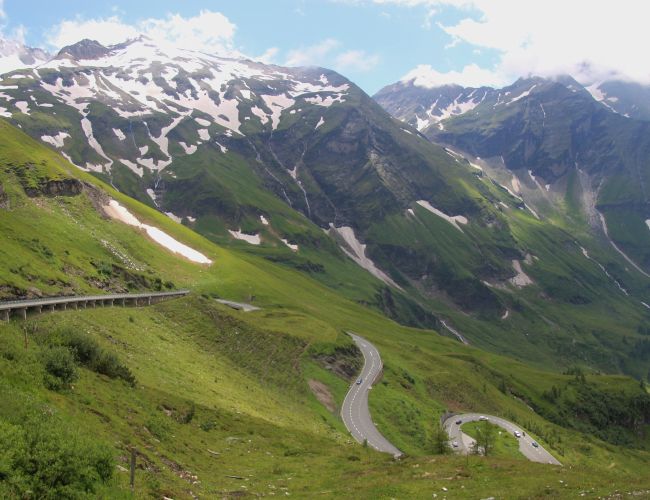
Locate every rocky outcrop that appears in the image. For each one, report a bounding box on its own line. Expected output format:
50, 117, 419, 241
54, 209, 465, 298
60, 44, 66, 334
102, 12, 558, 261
24, 178, 83, 197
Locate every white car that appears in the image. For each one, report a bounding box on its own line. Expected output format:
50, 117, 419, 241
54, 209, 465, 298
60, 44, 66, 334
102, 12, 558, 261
479, 416, 488, 421
514, 431, 522, 438
452, 441, 459, 448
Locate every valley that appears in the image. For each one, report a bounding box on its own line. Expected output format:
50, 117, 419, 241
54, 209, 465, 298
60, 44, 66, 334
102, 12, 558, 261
0, 7, 649, 498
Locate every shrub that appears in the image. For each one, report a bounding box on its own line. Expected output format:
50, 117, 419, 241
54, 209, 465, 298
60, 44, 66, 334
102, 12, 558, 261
93, 352, 136, 387
41, 346, 78, 391
63, 331, 101, 365
0, 413, 114, 498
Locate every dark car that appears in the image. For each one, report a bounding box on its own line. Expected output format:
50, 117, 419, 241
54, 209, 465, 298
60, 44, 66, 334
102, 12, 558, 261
531, 441, 539, 448
455, 419, 462, 425
356, 378, 363, 385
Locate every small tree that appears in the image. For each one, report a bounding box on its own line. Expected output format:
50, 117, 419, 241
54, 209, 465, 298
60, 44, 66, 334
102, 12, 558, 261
477, 420, 495, 457
431, 423, 451, 454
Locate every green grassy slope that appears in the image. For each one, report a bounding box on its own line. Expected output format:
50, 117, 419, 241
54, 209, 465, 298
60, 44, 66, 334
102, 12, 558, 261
0, 119, 649, 497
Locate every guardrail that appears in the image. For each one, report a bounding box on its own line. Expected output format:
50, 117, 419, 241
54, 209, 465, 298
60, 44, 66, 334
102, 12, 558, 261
0, 290, 190, 320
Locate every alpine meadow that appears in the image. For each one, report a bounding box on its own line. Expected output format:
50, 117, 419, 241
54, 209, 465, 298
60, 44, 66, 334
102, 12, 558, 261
0, 2, 649, 498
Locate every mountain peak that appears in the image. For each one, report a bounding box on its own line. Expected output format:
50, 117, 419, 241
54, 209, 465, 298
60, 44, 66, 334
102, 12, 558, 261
56, 39, 110, 61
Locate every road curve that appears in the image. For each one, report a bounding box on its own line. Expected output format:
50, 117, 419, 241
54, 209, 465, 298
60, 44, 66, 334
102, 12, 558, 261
341, 333, 402, 458
444, 413, 562, 465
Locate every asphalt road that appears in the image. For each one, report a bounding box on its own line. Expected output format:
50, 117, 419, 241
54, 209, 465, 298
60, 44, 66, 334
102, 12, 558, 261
444, 413, 562, 465
341, 333, 402, 458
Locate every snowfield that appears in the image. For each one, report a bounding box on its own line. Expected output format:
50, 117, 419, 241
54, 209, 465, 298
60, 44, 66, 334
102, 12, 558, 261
103, 200, 212, 264
327, 224, 401, 289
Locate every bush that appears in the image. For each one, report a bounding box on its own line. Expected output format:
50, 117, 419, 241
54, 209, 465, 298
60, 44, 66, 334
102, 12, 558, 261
0, 412, 114, 498
63, 331, 101, 365
41, 346, 78, 391
50, 329, 136, 387
93, 352, 136, 387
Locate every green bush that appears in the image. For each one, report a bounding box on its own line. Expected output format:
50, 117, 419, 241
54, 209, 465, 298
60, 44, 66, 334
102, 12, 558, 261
93, 352, 136, 387
0, 408, 114, 498
41, 346, 78, 391
45, 328, 136, 387
63, 331, 101, 365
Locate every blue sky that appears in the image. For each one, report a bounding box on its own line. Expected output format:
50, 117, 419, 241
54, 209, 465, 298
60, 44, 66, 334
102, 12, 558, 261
1, 0, 649, 93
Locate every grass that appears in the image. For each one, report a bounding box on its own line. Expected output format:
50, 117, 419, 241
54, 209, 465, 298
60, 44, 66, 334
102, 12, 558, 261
0, 119, 649, 496
461, 421, 524, 460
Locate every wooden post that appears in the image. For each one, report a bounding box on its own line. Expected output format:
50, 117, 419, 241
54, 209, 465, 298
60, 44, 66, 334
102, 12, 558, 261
2, 309, 9, 322
130, 448, 136, 492
20, 308, 26, 320
147, 296, 151, 306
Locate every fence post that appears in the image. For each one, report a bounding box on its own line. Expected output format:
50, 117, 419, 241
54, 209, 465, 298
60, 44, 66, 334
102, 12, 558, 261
130, 447, 136, 492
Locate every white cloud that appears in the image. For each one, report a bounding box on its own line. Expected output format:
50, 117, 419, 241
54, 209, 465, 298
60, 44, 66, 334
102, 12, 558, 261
285, 39, 340, 66
46, 10, 237, 55
255, 47, 279, 64
284, 39, 379, 73
47, 16, 139, 48
335, 50, 380, 71
349, 0, 650, 86
401, 63, 504, 88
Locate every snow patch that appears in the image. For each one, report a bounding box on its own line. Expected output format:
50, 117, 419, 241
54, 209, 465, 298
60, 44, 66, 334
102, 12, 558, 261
415, 200, 468, 231
179, 141, 197, 155
261, 93, 295, 129
103, 200, 211, 264
194, 117, 211, 127
281, 238, 299, 252
505, 84, 537, 105
113, 128, 126, 141
165, 212, 182, 223
326, 224, 401, 289
197, 128, 210, 141
509, 260, 533, 287
260, 215, 269, 226
40, 132, 70, 149
228, 229, 261, 245
15, 100, 30, 114
315, 116, 325, 129
250, 105, 269, 125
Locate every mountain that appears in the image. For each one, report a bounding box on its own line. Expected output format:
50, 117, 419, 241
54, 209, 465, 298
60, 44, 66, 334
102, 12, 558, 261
0, 36, 50, 74
374, 78, 494, 131
0, 115, 649, 498
376, 75, 650, 279
585, 79, 650, 121
2, 37, 650, 381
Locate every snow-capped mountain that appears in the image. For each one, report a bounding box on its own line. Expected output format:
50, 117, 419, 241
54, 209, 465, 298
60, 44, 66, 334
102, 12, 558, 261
585, 79, 650, 121
374, 79, 494, 131
0, 36, 50, 75
0, 36, 522, 319
0, 36, 349, 177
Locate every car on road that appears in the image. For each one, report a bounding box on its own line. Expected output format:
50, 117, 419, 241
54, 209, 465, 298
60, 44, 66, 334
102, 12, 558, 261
479, 416, 488, 421
356, 378, 363, 385
531, 441, 539, 448
455, 419, 462, 425
452, 441, 459, 448
514, 431, 522, 438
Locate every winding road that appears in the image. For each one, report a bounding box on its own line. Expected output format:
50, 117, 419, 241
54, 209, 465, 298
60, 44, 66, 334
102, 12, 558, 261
444, 413, 562, 465
341, 333, 402, 458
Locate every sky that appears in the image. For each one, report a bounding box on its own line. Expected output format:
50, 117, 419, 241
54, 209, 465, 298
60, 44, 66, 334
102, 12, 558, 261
1, 0, 649, 94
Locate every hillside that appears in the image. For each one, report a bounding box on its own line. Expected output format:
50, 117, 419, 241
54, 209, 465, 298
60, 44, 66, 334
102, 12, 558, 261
1, 39, 650, 381
1, 118, 649, 497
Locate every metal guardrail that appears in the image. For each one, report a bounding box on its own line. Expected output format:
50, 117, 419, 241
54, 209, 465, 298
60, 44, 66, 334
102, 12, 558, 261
0, 290, 190, 317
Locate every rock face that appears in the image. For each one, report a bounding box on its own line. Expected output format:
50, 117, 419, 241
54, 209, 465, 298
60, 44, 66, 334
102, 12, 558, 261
56, 39, 111, 61
24, 178, 83, 197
